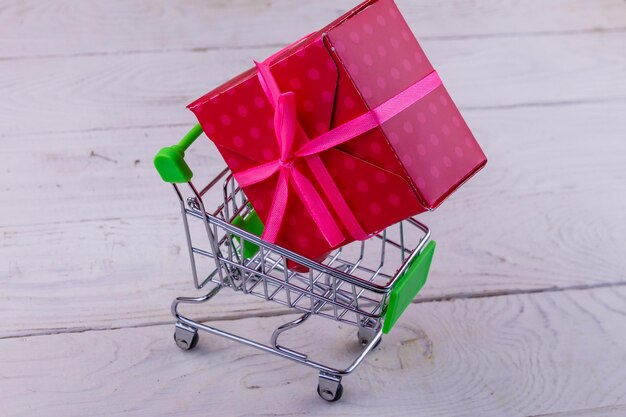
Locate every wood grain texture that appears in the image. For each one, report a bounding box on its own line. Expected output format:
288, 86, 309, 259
0, 214, 300, 338
4, 101, 625, 224
2, 101, 626, 337
1, 0, 624, 59
2, 1, 626, 414
2, 286, 625, 417
0, 32, 624, 137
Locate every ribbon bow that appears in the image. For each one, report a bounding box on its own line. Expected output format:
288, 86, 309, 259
235, 57, 442, 247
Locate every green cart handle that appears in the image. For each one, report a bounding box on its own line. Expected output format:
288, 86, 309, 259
154, 124, 203, 183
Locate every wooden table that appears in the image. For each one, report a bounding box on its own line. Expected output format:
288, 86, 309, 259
1, 1, 625, 415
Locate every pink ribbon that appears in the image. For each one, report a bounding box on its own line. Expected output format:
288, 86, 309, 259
235, 56, 442, 247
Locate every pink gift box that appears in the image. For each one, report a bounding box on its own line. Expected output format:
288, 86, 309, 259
189, 0, 487, 262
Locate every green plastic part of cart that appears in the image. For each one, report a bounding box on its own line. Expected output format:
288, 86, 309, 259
154, 124, 204, 183
383, 240, 436, 334
232, 207, 264, 259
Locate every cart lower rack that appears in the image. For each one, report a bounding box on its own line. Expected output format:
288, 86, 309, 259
155, 125, 436, 401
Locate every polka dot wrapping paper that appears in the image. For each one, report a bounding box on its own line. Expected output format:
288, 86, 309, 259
188, 0, 487, 262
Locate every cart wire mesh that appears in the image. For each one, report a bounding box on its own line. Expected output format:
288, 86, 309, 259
175, 168, 431, 331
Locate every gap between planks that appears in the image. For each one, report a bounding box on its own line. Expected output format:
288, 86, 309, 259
3, 279, 625, 341
3, 96, 625, 141
3, 31, 623, 137
2, 27, 625, 63
3, 0, 625, 61
2, 284, 625, 417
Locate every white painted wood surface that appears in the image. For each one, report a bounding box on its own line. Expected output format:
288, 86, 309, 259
2, 286, 626, 417
2, 0, 625, 59
1, 0, 625, 415
2, 34, 624, 136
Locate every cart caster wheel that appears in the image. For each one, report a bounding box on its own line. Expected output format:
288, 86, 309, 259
318, 372, 343, 402
318, 382, 343, 402
173, 332, 199, 350
174, 323, 199, 351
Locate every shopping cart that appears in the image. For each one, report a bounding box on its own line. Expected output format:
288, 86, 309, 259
154, 124, 437, 401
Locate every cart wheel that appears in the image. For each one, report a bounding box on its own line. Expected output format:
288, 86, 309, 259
318, 372, 343, 402
318, 382, 343, 402
173, 332, 199, 350
174, 323, 199, 351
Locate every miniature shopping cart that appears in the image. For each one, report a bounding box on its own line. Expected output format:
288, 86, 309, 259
154, 124, 436, 401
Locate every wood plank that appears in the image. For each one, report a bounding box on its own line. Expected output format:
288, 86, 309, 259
0, 32, 624, 137
1, 286, 625, 416
1, 124, 223, 225
2, 102, 625, 337
3, 97, 624, 225
0, 0, 624, 59
0, 215, 294, 339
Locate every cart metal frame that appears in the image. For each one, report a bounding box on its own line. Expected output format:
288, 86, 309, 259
156, 125, 435, 401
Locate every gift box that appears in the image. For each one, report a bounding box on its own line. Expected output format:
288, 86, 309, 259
188, 0, 487, 262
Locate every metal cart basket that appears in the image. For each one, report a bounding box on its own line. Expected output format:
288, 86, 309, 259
155, 125, 436, 401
